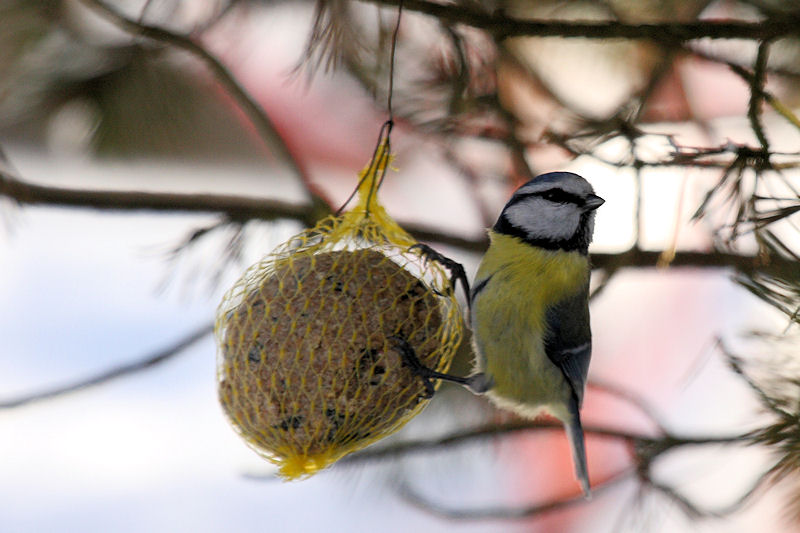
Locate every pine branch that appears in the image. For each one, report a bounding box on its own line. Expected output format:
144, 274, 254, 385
748, 41, 772, 154
2, 167, 798, 278
359, 0, 800, 42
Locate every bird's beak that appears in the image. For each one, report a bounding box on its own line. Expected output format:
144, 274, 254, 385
583, 194, 605, 211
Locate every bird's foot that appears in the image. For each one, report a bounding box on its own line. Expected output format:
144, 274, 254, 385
409, 243, 470, 307
390, 335, 487, 397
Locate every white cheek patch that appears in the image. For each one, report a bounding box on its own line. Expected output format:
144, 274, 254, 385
504, 198, 581, 241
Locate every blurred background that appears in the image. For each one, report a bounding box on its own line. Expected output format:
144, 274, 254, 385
1, 1, 799, 532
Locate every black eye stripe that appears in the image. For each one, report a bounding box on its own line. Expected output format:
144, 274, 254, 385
493, 209, 595, 254
507, 189, 584, 207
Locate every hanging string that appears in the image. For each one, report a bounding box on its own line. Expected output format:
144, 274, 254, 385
386, 0, 403, 127
336, 0, 404, 216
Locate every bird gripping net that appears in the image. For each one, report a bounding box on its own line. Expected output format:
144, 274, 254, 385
215, 141, 463, 479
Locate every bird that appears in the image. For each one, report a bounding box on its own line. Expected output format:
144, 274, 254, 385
404, 171, 604, 497
467, 171, 603, 497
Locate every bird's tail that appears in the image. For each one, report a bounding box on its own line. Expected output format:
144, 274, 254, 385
565, 396, 591, 499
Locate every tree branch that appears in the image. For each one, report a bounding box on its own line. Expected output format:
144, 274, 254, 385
0, 167, 317, 225
3, 167, 798, 278
339, 421, 748, 521
398, 467, 632, 520
0, 323, 212, 409
645, 467, 773, 520
359, 0, 800, 43
333, 420, 746, 467
591, 248, 800, 279
726, 62, 800, 133
75, 0, 331, 209
336, 419, 638, 465
748, 41, 772, 154
589, 378, 670, 434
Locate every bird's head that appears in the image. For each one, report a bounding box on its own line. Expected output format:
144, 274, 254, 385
493, 172, 604, 255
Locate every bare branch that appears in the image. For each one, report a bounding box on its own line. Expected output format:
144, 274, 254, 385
748, 41, 772, 153
727, 62, 800, 133
591, 248, 800, 283
0, 167, 316, 225
75, 0, 331, 209
359, 0, 800, 43
240, 411, 752, 519
589, 378, 670, 434
0, 323, 212, 409
645, 468, 774, 520
396, 430, 762, 521
398, 468, 632, 520
239, 421, 644, 481
335, 420, 746, 468
3, 166, 799, 278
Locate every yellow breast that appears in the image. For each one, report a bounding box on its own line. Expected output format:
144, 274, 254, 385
471, 231, 588, 409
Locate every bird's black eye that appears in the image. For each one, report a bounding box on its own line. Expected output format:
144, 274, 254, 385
540, 189, 567, 203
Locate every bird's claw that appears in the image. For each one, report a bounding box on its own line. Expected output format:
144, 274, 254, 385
409, 243, 470, 305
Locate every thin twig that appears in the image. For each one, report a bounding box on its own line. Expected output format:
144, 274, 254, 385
0, 323, 213, 409
398, 467, 632, 520
646, 466, 772, 520
589, 378, 670, 434
0, 167, 316, 224
75, 0, 330, 209
335, 420, 745, 467
748, 40, 772, 154
727, 62, 800, 132
722, 341, 791, 418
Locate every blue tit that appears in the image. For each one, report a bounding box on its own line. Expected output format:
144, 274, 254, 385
467, 171, 604, 497
401, 172, 603, 495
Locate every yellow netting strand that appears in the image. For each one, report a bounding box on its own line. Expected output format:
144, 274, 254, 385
215, 141, 463, 479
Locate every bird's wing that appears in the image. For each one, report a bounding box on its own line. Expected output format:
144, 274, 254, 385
543, 280, 592, 407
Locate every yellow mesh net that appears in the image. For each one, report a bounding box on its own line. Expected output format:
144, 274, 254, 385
215, 143, 463, 479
